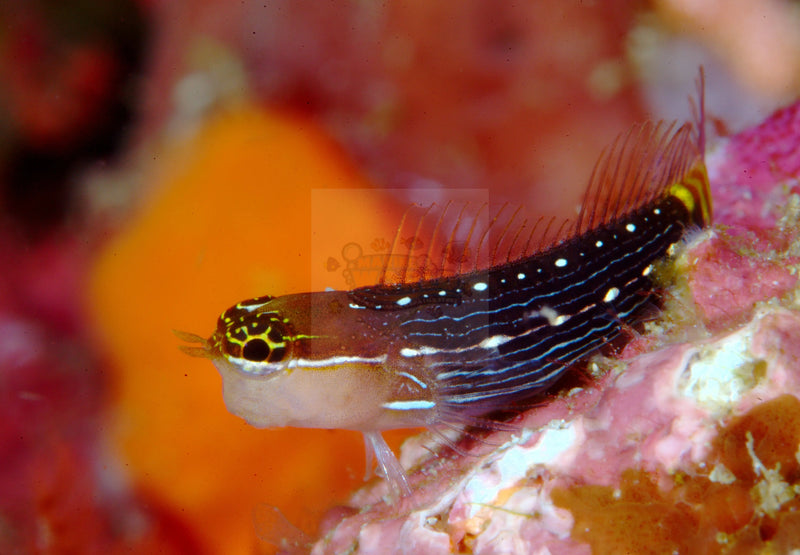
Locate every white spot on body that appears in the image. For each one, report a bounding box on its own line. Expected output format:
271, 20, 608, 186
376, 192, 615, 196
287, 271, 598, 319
517, 272, 526, 280
530, 305, 570, 326
654, 208, 661, 215
667, 243, 678, 256
642, 264, 654, 277
382, 400, 436, 411
603, 287, 620, 303
596, 240, 603, 248
400, 345, 442, 357
473, 282, 488, 292
396, 296, 412, 306
555, 258, 567, 267
238, 303, 265, 312
438, 290, 447, 296
552, 314, 570, 326
478, 334, 513, 349
626, 223, 636, 232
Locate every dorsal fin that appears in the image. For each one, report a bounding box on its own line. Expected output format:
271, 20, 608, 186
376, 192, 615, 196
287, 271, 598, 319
573, 70, 708, 236
690, 67, 707, 158
367, 118, 702, 288
365, 115, 705, 288
372, 200, 575, 286
349, 72, 709, 289
573, 120, 698, 235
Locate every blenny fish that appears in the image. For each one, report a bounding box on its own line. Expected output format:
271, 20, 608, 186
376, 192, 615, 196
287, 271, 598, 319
178, 82, 712, 496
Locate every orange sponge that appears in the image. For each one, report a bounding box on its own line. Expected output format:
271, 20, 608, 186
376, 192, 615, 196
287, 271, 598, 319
89, 105, 400, 554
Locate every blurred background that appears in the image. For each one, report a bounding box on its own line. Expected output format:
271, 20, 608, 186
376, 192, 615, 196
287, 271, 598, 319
0, 0, 798, 553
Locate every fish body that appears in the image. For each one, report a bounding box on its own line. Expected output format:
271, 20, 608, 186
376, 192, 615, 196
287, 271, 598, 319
180, 84, 712, 495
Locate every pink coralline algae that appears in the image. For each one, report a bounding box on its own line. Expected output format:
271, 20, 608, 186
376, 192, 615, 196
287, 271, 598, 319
302, 100, 800, 554
709, 101, 800, 229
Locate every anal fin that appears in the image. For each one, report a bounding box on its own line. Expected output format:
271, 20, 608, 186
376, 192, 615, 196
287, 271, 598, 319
362, 431, 412, 498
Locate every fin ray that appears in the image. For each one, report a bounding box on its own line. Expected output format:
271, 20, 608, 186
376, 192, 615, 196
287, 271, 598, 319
575, 119, 700, 236
361, 71, 710, 288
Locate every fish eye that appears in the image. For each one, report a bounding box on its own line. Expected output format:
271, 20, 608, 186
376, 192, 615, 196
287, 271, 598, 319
218, 307, 292, 367
242, 338, 270, 362
239, 321, 289, 363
